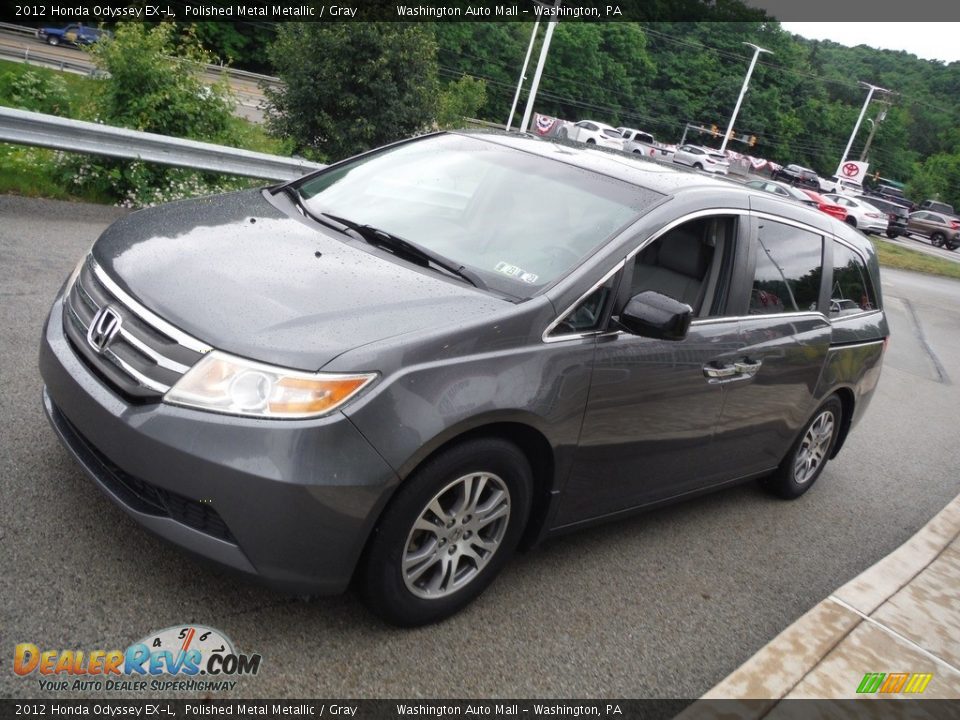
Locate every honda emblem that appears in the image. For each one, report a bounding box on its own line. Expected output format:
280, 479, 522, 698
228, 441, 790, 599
87, 306, 122, 353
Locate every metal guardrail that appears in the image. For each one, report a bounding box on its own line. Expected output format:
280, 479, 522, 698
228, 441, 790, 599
0, 106, 324, 181
0, 22, 37, 35
0, 44, 101, 75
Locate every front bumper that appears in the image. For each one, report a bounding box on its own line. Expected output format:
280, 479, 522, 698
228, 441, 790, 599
39, 296, 399, 594
861, 220, 889, 234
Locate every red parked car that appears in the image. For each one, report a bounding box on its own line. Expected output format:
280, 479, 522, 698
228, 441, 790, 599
800, 189, 848, 222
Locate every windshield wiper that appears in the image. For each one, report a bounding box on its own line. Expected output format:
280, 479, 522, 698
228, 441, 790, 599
319, 213, 487, 291
281, 186, 363, 239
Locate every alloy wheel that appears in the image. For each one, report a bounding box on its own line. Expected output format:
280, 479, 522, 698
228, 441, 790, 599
794, 411, 834, 485
402, 472, 511, 599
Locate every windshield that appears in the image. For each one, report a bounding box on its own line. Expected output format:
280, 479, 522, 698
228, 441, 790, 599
294, 134, 657, 297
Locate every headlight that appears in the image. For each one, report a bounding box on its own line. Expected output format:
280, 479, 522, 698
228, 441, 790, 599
164, 351, 376, 419
64, 251, 92, 293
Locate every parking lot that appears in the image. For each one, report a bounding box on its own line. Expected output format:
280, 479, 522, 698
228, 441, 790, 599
2, 193, 960, 699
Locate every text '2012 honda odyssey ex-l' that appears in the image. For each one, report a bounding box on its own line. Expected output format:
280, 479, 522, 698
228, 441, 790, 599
40, 132, 888, 625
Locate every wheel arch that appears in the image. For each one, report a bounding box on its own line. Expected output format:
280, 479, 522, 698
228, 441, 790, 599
829, 385, 856, 459
400, 419, 557, 547
356, 414, 560, 565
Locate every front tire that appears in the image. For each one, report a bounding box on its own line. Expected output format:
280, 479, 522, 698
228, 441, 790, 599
886, 230, 899, 239
764, 396, 843, 499
845, 216, 858, 227
47, 36, 60, 46
931, 232, 945, 247
693, 162, 703, 171
359, 438, 532, 626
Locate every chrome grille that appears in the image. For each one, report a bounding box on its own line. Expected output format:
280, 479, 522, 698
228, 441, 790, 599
63, 255, 211, 399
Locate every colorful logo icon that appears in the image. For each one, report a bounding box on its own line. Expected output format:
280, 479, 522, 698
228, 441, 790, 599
857, 672, 933, 694
14, 625, 261, 693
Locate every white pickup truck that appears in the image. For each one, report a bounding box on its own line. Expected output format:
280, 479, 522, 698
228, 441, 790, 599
617, 127, 674, 160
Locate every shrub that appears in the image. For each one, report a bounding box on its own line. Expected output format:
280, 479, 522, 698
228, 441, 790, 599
5, 70, 71, 116
60, 23, 250, 207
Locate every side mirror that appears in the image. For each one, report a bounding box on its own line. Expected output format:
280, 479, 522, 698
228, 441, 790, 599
617, 291, 692, 341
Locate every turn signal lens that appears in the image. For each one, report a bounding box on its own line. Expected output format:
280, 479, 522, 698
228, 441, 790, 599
165, 351, 376, 419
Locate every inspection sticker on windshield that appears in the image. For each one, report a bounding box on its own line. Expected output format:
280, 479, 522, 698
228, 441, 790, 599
495, 261, 538, 284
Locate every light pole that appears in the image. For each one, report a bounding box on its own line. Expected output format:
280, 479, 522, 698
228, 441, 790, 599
506, 18, 541, 131
719, 42, 770, 154
838, 82, 889, 169
519, 0, 562, 134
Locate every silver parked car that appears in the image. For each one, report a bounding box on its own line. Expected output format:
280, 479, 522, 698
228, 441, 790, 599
672, 145, 729, 175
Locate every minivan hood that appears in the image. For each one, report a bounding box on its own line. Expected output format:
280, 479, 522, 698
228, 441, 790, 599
91, 189, 505, 371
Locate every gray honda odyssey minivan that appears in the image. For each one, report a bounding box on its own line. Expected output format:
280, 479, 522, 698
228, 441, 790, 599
40, 132, 888, 625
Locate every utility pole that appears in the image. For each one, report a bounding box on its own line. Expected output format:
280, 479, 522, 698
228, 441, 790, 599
506, 18, 541, 131
839, 82, 889, 168
859, 106, 888, 162
519, 0, 561, 134
719, 42, 771, 154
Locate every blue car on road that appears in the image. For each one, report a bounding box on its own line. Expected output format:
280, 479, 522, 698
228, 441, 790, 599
36, 24, 108, 47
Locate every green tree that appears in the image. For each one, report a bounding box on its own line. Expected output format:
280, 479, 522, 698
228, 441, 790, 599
90, 23, 234, 141
265, 23, 439, 161
64, 23, 250, 207
907, 153, 960, 209
436, 75, 488, 129
182, 22, 276, 73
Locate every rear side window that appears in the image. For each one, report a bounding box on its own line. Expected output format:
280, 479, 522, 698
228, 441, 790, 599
750, 221, 823, 315
830, 242, 877, 316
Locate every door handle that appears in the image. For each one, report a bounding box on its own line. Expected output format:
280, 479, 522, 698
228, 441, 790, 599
734, 359, 763, 377
703, 363, 738, 380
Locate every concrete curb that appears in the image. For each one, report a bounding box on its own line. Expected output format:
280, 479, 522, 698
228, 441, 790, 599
686, 492, 960, 704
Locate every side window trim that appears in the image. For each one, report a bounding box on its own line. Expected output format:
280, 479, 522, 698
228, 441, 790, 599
542, 260, 625, 343
827, 236, 880, 320
818, 234, 835, 316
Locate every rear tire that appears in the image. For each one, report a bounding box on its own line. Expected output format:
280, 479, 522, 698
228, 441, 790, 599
947, 242, 958, 251
886, 231, 899, 239
359, 438, 532, 626
763, 396, 843, 500
47, 36, 60, 46
931, 232, 945, 247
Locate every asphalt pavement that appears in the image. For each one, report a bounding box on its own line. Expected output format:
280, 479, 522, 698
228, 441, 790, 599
1, 194, 959, 700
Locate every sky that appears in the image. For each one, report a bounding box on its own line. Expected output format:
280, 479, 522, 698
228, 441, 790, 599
780, 23, 960, 64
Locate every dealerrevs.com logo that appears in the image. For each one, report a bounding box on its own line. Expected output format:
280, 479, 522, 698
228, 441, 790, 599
14, 625, 262, 693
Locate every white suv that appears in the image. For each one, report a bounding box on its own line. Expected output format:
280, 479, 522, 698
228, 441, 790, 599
562, 120, 624, 150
